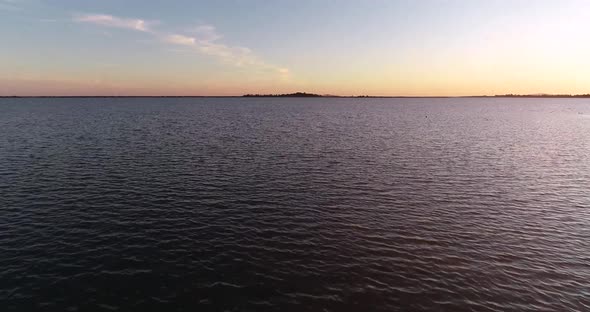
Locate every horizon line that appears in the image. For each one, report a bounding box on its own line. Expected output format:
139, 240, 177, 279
2, 94, 590, 99
0, 95, 470, 98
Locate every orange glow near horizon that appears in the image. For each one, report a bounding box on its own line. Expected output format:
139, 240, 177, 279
1, 1, 590, 96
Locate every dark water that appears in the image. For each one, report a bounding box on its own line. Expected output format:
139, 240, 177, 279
1, 97, 590, 311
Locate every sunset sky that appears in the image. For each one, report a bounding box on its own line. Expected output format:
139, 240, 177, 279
2, 0, 590, 96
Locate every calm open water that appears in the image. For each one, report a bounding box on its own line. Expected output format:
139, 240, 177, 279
1, 97, 590, 311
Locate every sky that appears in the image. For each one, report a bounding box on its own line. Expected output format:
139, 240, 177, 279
1, 0, 590, 96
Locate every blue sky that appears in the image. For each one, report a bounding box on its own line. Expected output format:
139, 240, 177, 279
1, 0, 590, 95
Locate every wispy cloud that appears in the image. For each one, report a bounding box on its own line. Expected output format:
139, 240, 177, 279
74, 14, 155, 32
165, 34, 196, 46
189, 25, 222, 42
167, 24, 289, 75
166, 30, 253, 65
73, 13, 288, 77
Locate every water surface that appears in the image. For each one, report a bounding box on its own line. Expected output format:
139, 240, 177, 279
1, 97, 589, 311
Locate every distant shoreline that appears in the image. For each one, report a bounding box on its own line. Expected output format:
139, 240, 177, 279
1, 94, 590, 99
2, 95, 465, 98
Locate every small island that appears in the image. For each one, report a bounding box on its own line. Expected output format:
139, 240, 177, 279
243, 92, 323, 97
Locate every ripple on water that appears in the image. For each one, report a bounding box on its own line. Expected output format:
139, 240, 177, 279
1, 97, 590, 311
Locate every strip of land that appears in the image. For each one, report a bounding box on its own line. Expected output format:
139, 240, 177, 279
1, 93, 590, 98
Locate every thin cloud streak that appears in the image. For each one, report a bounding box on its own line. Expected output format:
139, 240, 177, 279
74, 14, 154, 32
167, 25, 288, 75
188, 25, 222, 42
73, 13, 288, 77
165, 34, 196, 46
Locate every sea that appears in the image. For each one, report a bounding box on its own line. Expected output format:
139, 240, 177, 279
1, 97, 589, 311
